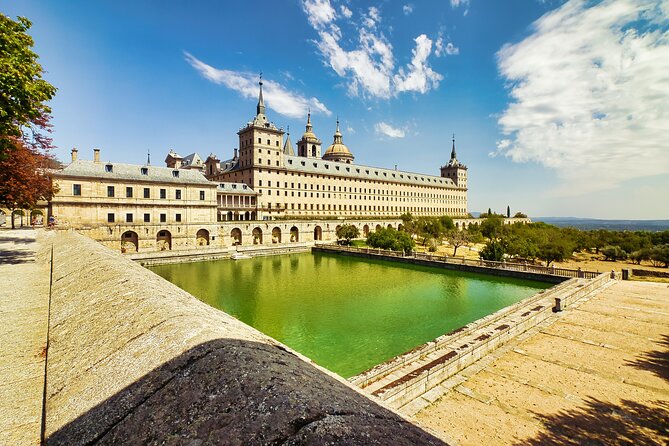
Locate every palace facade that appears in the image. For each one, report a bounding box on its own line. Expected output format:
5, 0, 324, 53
202, 80, 468, 220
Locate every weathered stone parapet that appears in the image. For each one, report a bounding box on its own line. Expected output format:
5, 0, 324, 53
43, 231, 445, 445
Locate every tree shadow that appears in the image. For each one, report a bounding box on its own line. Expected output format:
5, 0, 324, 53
47, 338, 447, 445
0, 248, 34, 264
626, 334, 669, 382
513, 398, 668, 446
0, 234, 36, 245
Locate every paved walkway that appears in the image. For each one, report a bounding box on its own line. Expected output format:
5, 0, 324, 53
412, 280, 669, 445
0, 229, 51, 446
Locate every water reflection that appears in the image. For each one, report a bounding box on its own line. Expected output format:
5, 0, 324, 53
150, 252, 549, 377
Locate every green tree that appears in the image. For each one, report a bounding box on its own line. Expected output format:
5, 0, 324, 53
513, 211, 527, 218
367, 227, 415, 254
479, 240, 506, 261
336, 224, 359, 245
630, 248, 652, 265
537, 239, 574, 266
601, 245, 627, 261
506, 205, 510, 218
438, 215, 455, 231
1, 14, 57, 157
650, 245, 669, 268
415, 217, 444, 247
480, 215, 503, 239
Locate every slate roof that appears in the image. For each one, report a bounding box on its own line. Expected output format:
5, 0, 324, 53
56, 160, 214, 186
282, 156, 457, 188
217, 182, 258, 196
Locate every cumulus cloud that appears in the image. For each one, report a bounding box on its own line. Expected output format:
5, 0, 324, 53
450, 0, 469, 8
495, 0, 669, 195
375, 122, 406, 138
302, 0, 442, 99
340, 5, 352, 18
403, 4, 414, 15
435, 33, 460, 56
185, 53, 331, 119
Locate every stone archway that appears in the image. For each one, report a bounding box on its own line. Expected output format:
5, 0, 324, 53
156, 230, 172, 251
230, 228, 242, 245
196, 228, 210, 246
252, 227, 263, 244
121, 231, 139, 253
251, 211, 257, 221
290, 226, 299, 242
398, 224, 404, 232
245, 211, 250, 221
387, 224, 393, 230
363, 224, 369, 237
227, 211, 233, 221
314, 225, 322, 241
375, 224, 382, 232
272, 227, 282, 243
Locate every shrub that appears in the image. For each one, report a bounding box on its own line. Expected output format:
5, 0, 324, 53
480, 240, 506, 261
601, 245, 628, 261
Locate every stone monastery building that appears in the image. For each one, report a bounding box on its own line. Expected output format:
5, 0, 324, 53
184, 80, 468, 221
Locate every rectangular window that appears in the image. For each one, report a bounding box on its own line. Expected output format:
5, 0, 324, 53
107, 186, 115, 197
143, 213, 150, 223
107, 213, 115, 223
160, 188, 166, 199
175, 189, 181, 200
160, 213, 166, 223
143, 187, 150, 198
126, 213, 133, 223
141, 167, 148, 175
73, 184, 81, 196
200, 190, 205, 200
126, 187, 133, 198
175, 213, 182, 222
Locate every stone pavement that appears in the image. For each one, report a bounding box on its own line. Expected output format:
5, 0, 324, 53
412, 280, 669, 445
0, 229, 51, 446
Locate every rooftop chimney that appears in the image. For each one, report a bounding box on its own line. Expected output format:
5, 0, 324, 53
93, 148, 100, 163
71, 147, 78, 162
234, 148, 238, 160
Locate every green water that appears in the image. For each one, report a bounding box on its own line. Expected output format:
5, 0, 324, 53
150, 252, 550, 378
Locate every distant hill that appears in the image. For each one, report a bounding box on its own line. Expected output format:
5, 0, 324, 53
532, 217, 669, 231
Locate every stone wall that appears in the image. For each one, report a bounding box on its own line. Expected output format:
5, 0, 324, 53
631, 268, 669, 278
43, 231, 444, 445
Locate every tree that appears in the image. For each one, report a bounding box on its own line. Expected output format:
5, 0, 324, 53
445, 229, 472, 256
480, 215, 503, 239
1, 15, 57, 157
336, 224, 359, 245
488, 207, 492, 216
649, 245, 669, 268
630, 248, 652, 265
506, 205, 510, 218
415, 217, 444, 247
367, 227, 415, 254
0, 14, 58, 225
480, 240, 506, 261
537, 239, 574, 266
513, 211, 528, 218
601, 245, 627, 261
438, 215, 455, 231
0, 140, 57, 228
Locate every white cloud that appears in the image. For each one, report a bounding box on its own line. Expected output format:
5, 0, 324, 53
346, 125, 355, 134
450, 0, 470, 8
394, 34, 443, 94
303, 0, 442, 98
302, 0, 337, 29
184, 53, 331, 119
403, 4, 414, 15
340, 5, 352, 18
375, 122, 406, 138
495, 0, 669, 195
435, 33, 460, 56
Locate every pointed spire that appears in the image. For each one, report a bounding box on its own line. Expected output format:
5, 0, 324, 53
305, 109, 313, 133
147, 148, 151, 166
333, 118, 343, 144
450, 133, 457, 160
256, 72, 265, 116
283, 125, 295, 156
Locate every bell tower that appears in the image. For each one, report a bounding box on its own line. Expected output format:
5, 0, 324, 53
297, 112, 322, 158
440, 135, 467, 189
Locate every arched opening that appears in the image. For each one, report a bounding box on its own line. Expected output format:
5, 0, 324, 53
250, 211, 257, 221
156, 230, 172, 251
252, 227, 263, 244
230, 228, 242, 245
311, 145, 317, 157
121, 231, 138, 253
363, 225, 370, 237
290, 226, 299, 242
227, 211, 233, 221
196, 229, 210, 247
272, 227, 282, 243
456, 222, 460, 230
375, 224, 382, 232
387, 224, 393, 230
245, 211, 250, 221
314, 225, 322, 241
398, 224, 404, 231
335, 225, 341, 234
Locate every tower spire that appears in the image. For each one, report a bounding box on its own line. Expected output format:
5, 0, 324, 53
147, 148, 151, 166
256, 72, 265, 116
305, 108, 312, 133
450, 133, 457, 160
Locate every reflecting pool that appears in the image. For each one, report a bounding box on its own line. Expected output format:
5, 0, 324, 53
150, 252, 550, 377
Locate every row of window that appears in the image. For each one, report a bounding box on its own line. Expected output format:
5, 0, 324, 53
107, 212, 183, 223
264, 203, 466, 213
256, 180, 463, 199
73, 184, 207, 201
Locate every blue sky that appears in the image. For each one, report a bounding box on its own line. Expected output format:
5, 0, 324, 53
4, 0, 669, 219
